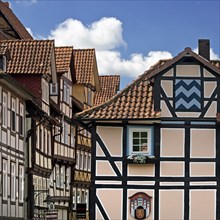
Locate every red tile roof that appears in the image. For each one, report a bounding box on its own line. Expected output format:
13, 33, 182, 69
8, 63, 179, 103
94, 75, 120, 106
0, 40, 54, 74
55, 46, 73, 73
73, 49, 97, 85
77, 47, 220, 120
0, 1, 33, 40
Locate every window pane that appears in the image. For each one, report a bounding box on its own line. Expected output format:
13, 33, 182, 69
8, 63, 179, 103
133, 145, 139, 151
141, 132, 148, 138
133, 132, 139, 138
133, 139, 139, 145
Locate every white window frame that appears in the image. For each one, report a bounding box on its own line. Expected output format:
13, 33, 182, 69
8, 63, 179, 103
66, 167, 70, 189
87, 154, 91, 172
11, 98, 16, 132
11, 162, 16, 201
55, 165, 60, 188
19, 103, 24, 136
3, 159, 8, 200
2, 92, 7, 128
19, 165, 24, 202
128, 126, 153, 156
80, 152, 84, 170
60, 166, 65, 188
84, 153, 87, 171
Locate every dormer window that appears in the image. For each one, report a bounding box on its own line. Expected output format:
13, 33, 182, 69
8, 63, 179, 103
50, 83, 58, 96
0, 56, 7, 73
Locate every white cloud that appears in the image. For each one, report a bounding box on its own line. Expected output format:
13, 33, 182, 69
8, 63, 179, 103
49, 17, 126, 50
96, 50, 172, 78
48, 17, 173, 79
15, 0, 37, 5
193, 47, 219, 60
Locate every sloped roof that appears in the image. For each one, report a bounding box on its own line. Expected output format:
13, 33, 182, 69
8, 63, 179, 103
0, 40, 54, 74
73, 48, 98, 86
77, 47, 220, 120
0, 44, 10, 58
0, 1, 33, 40
55, 46, 73, 73
94, 75, 120, 106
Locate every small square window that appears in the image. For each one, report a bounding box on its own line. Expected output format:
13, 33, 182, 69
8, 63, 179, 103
128, 126, 153, 156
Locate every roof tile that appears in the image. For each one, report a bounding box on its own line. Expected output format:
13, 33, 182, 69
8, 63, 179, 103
94, 75, 120, 106
0, 40, 54, 74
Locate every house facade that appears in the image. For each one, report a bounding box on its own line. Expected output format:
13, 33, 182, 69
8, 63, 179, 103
78, 40, 220, 220
0, 47, 33, 219
0, 40, 59, 219
72, 49, 100, 218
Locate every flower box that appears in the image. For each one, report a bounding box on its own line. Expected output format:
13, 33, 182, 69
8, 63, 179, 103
127, 154, 156, 164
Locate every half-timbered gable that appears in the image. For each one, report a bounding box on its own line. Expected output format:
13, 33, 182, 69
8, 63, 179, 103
0, 1, 33, 40
0, 67, 33, 218
0, 39, 58, 219
77, 40, 220, 220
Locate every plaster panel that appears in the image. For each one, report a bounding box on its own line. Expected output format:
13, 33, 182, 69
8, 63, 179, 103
204, 68, 215, 78
128, 181, 155, 185
97, 126, 123, 157
161, 80, 173, 98
190, 129, 215, 158
160, 182, 184, 186
160, 162, 184, 177
127, 189, 154, 220
176, 65, 200, 77
176, 112, 200, 117
204, 101, 217, 118
163, 68, 173, 77
161, 100, 173, 118
204, 81, 217, 98
96, 161, 118, 176
190, 190, 216, 220
96, 143, 105, 157
161, 128, 184, 157
159, 190, 184, 220
97, 189, 122, 220
128, 164, 155, 176
190, 162, 215, 177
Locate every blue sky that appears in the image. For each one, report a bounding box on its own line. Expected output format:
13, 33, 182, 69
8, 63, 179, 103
9, 0, 220, 89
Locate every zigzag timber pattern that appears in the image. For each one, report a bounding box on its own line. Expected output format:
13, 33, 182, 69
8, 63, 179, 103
175, 79, 201, 110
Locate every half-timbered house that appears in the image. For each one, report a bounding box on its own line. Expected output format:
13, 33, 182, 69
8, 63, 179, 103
0, 46, 33, 219
47, 46, 77, 220
77, 40, 220, 220
72, 49, 100, 217
0, 39, 58, 219
0, 1, 33, 40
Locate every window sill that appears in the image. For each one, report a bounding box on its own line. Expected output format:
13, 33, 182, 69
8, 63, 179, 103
127, 155, 156, 164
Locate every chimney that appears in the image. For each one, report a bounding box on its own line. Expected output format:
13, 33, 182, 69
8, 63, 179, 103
198, 39, 210, 60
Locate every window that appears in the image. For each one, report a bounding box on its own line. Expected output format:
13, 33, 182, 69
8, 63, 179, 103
79, 152, 83, 170
55, 165, 60, 188
84, 153, 87, 171
2, 159, 7, 200
19, 103, 24, 135
87, 154, 91, 172
11, 162, 16, 201
72, 188, 76, 209
11, 98, 16, 132
60, 166, 65, 188
2, 92, 7, 127
42, 79, 49, 103
63, 81, 70, 104
66, 167, 70, 189
128, 126, 153, 156
19, 165, 24, 202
